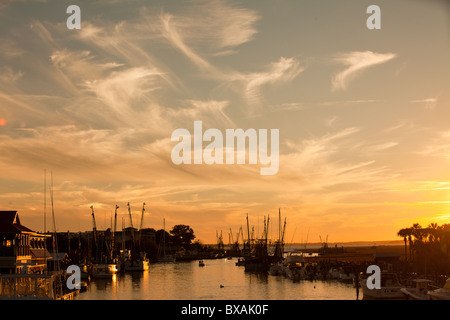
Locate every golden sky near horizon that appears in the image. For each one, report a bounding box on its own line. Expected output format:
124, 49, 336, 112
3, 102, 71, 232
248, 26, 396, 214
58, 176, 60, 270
0, 0, 450, 244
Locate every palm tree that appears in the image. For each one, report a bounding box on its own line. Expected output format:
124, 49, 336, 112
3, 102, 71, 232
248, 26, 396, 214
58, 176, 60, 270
427, 222, 439, 243
397, 228, 409, 261
440, 224, 450, 255
410, 223, 424, 261
411, 223, 423, 242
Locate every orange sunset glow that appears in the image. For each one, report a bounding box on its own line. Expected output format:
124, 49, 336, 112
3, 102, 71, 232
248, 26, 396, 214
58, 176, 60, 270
0, 0, 449, 246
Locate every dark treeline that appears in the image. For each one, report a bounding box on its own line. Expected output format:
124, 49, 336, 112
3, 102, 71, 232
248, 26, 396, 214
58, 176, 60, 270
397, 222, 450, 277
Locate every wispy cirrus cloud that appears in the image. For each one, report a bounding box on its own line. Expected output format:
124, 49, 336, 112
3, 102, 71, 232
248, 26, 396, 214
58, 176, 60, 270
159, 12, 214, 72
0, 38, 25, 58
283, 127, 362, 177
410, 98, 438, 110
155, 3, 303, 112
241, 57, 304, 106
417, 130, 450, 159
277, 126, 399, 209
84, 67, 165, 123
157, 0, 260, 58
332, 51, 396, 91
50, 49, 123, 83
0, 66, 23, 85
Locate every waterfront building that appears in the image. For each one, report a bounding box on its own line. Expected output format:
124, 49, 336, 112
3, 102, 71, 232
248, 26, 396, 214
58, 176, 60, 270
0, 211, 51, 274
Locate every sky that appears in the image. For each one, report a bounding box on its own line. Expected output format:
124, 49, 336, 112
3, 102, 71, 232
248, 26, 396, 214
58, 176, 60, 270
0, 0, 449, 244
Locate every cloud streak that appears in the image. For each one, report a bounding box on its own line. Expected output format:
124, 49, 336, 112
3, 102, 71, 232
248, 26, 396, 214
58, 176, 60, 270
332, 51, 396, 91
241, 57, 304, 106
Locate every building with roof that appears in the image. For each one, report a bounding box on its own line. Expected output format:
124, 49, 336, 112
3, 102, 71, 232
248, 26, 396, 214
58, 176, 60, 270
0, 211, 51, 274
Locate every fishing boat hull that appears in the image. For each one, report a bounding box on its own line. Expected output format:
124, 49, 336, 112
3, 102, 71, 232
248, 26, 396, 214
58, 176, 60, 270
360, 281, 404, 299
269, 262, 285, 276
400, 287, 431, 300
91, 264, 118, 279
428, 278, 450, 300
428, 289, 450, 300
123, 259, 149, 271
359, 272, 405, 299
400, 279, 433, 300
244, 259, 269, 272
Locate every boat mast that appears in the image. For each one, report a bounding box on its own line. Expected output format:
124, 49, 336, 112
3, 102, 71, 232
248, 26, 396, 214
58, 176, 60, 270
90, 205, 98, 262
246, 213, 251, 249
279, 208, 281, 243
229, 228, 234, 249
122, 218, 125, 253
139, 202, 145, 231
139, 202, 145, 246
127, 202, 133, 229
49, 172, 63, 298
127, 202, 135, 252
113, 204, 119, 260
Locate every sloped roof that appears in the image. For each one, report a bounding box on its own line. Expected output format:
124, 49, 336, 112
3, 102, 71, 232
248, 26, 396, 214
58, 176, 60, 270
47, 252, 68, 261
13, 223, 34, 233
30, 248, 52, 259
0, 211, 34, 234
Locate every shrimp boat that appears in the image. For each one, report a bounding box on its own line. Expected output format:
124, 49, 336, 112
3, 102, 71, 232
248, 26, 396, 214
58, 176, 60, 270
285, 251, 305, 264
91, 263, 118, 279
123, 258, 149, 271
121, 250, 149, 271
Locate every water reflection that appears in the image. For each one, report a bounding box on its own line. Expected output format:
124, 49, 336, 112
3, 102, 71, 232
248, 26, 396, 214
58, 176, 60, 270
77, 259, 357, 300
92, 277, 114, 291
130, 272, 143, 288
246, 271, 269, 284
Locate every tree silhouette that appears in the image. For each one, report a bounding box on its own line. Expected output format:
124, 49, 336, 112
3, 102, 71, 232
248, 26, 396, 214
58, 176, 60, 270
398, 222, 450, 276
397, 228, 410, 261
427, 222, 439, 243
170, 225, 196, 249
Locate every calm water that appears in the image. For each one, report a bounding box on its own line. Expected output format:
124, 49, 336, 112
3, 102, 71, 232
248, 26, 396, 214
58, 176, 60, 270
75, 258, 357, 300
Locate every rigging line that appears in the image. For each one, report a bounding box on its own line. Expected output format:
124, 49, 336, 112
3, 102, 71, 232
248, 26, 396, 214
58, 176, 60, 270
288, 227, 297, 252
50, 171, 63, 298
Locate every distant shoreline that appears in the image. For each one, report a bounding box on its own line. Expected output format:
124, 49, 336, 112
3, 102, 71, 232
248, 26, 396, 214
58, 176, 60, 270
286, 239, 404, 248
202, 239, 404, 248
